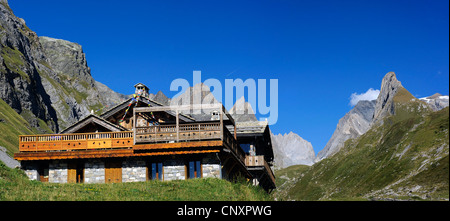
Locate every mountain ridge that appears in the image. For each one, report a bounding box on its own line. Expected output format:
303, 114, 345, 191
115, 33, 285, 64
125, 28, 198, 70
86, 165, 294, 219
318, 72, 448, 162
273, 72, 449, 201
1, 1, 127, 135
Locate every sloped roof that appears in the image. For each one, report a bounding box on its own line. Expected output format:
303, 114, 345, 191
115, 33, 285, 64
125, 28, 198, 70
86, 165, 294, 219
134, 82, 149, 90
60, 114, 127, 134
100, 96, 195, 122
226, 120, 269, 134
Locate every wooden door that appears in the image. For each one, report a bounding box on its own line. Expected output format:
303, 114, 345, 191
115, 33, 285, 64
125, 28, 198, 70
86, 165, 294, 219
68, 162, 84, 183
68, 162, 77, 183
38, 164, 49, 183
105, 161, 122, 183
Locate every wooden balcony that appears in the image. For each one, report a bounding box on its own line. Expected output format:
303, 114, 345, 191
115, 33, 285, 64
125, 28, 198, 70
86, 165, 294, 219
245, 155, 276, 187
135, 122, 222, 143
19, 131, 133, 152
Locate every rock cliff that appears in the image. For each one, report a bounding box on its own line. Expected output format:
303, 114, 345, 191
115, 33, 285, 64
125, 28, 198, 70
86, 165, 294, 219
420, 93, 449, 111
1, 0, 58, 132
271, 132, 315, 168
0, 1, 126, 132
317, 99, 376, 161
372, 72, 403, 125
38, 36, 126, 129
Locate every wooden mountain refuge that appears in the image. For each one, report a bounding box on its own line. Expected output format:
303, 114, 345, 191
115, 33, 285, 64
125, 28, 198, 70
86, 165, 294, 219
14, 83, 275, 191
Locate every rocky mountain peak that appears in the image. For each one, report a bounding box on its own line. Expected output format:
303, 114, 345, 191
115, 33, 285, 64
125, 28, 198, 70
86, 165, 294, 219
229, 96, 257, 122
149, 90, 171, 106
428, 93, 443, 99
372, 72, 403, 125
420, 93, 449, 111
271, 131, 315, 168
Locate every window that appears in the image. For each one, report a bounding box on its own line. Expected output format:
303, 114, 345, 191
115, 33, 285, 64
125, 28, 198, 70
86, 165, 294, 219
187, 160, 201, 179
149, 162, 163, 180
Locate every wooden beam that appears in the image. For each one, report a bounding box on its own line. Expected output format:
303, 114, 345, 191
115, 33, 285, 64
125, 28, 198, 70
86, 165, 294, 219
133, 149, 220, 157
14, 148, 220, 161
14, 149, 134, 161
220, 110, 223, 141
222, 105, 235, 127
176, 109, 179, 142
132, 140, 223, 150
133, 108, 136, 145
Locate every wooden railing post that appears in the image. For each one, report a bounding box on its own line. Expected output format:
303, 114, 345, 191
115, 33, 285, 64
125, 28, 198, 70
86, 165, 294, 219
176, 110, 179, 142
133, 108, 136, 145
219, 107, 223, 141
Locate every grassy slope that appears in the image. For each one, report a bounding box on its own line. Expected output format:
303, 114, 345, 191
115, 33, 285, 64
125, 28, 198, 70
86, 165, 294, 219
277, 90, 449, 201
0, 161, 271, 201
0, 98, 34, 154
272, 165, 310, 200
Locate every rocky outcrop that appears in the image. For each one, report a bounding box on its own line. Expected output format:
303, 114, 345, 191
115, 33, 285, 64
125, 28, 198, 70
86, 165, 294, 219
39, 36, 126, 129
0, 1, 59, 132
318, 72, 440, 161
271, 132, 315, 168
419, 93, 449, 111
149, 90, 171, 106
317, 100, 376, 161
372, 72, 403, 125
0, 1, 126, 132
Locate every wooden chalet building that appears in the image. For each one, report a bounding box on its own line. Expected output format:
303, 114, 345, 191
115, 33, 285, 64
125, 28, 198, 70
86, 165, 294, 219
14, 83, 275, 191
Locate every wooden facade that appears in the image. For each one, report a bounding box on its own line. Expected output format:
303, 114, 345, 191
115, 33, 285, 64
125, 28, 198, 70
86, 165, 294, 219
14, 84, 275, 191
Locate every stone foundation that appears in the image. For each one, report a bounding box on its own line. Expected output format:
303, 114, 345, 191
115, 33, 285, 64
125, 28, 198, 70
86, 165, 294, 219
49, 160, 67, 183
20, 154, 223, 183
84, 160, 105, 183
21, 162, 39, 181
163, 160, 185, 181
122, 160, 146, 182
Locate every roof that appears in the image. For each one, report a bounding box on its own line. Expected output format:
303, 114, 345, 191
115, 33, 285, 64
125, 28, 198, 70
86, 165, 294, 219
233, 120, 269, 134
100, 96, 195, 122
134, 83, 149, 89
60, 114, 127, 134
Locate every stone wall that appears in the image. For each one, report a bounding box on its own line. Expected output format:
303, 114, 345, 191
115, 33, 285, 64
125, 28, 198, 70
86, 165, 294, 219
21, 162, 38, 181
122, 160, 146, 182
20, 154, 224, 183
84, 160, 104, 183
163, 160, 185, 181
202, 164, 221, 178
201, 154, 221, 178
49, 160, 67, 183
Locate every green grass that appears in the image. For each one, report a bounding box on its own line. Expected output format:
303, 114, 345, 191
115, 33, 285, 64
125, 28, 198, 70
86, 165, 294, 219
272, 165, 310, 200
0, 98, 34, 154
0, 45, 30, 82
0, 161, 271, 201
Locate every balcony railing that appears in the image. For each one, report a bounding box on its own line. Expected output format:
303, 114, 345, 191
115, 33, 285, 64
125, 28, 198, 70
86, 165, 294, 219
135, 122, 222, 143
19, 131, 133, 152
245, 155, 276, 186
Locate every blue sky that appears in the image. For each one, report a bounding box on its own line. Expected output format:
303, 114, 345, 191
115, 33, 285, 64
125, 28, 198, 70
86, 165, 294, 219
9, 0, 449, 154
